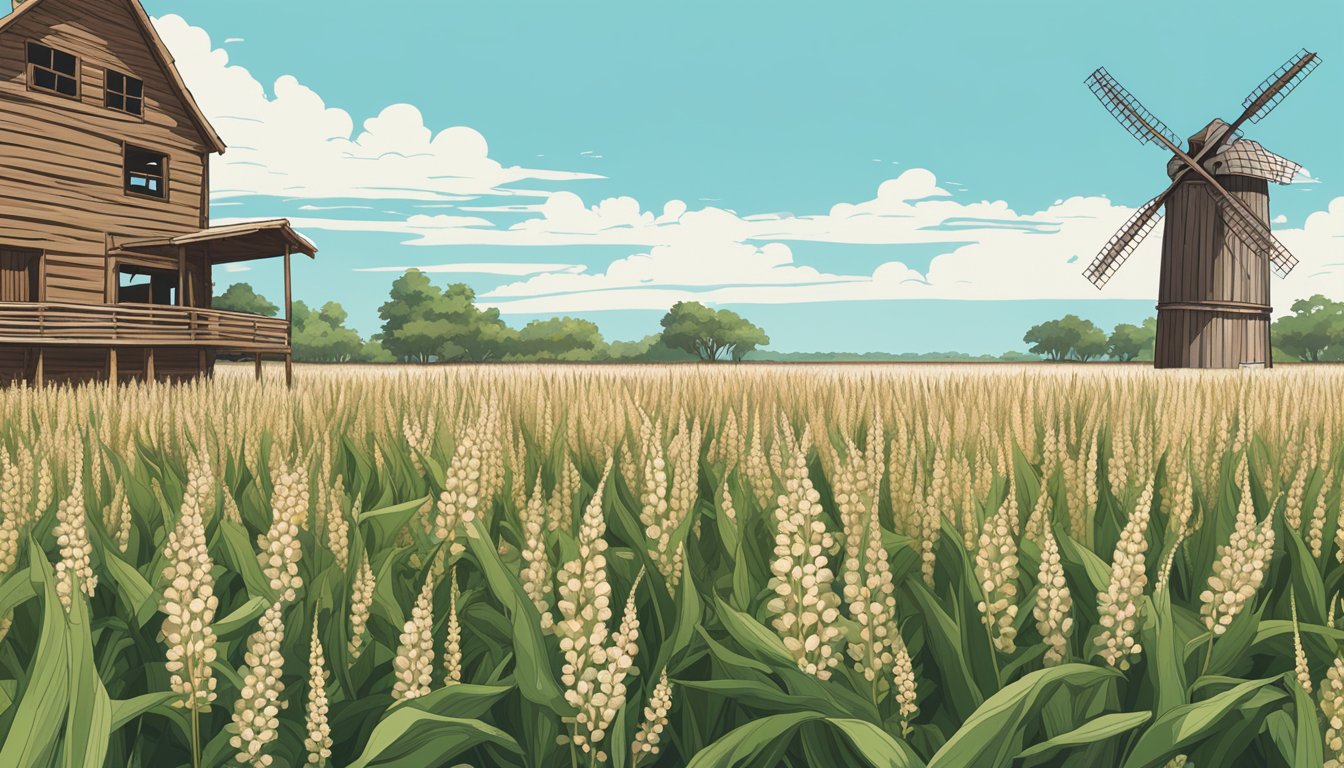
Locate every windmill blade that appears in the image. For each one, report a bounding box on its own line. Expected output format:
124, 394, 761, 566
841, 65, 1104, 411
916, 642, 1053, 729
1084, 194, 1166, 288
1085, 68, 1184, 149
1208, 190, 1300, 278
1239, 49, 1320, 126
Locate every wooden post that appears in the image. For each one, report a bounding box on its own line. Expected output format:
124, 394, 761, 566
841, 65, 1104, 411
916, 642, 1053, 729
146, 347, 155, 382
198, 349, 206, 378
108, 348, 118, 386
34, 348, 43, 388
283, 245, 292, 388
254, 352, 262, 381
177, 245, 186, 306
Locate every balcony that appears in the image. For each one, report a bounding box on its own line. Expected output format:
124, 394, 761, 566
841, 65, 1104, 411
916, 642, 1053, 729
0, 301, 289, 352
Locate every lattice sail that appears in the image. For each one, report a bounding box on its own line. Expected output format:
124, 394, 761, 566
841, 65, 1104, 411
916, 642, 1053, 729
1085, 68, 1183, 149
1210, 190, 1300, 278
1242, 49, 1320, 125
1084, 195, 1164, 288
1215, 140, 1302, 185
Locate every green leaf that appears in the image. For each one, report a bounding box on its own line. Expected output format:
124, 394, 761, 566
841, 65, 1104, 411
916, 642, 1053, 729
465, 521, 566, 713
927, 663, 1120, 768
99, 550, 157, 628
62, 582, 111, 768
399, 682, 512, 720
686, 712, 923, 768
714, 598, 794, 670
1286, 531, 1326, 625
358, 496, 431, 555
826, 718, 924, 768
213, 519, 275, 601
213, 595, 271, 638
1016, 711, 1150, 765
656, 556, 701, 672
909, 584, 983, 719
108, 692, 181, 731
1145, 589, 1187, 718
0, 544, 70, 768
676, 679, 813, 713
346, 711, 520, 768
1289, 673, 1322, 768
1120, 676, 1279, 768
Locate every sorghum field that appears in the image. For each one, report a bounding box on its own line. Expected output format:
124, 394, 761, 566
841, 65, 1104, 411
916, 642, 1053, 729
0, 364, 1340, 768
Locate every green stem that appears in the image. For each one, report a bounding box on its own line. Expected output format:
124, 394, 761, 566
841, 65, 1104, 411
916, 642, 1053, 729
984, 619, 1002, 688
190, 704, 201, 768
1200, 634, 1215, 677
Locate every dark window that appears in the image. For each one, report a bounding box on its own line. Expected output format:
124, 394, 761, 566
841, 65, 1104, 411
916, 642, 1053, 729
125, 146, 167, 198
26, 42, 78, 97
105, 70, 143, 115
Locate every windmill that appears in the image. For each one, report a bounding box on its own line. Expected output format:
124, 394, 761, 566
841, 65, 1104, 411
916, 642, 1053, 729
1082, 50, 1320, 369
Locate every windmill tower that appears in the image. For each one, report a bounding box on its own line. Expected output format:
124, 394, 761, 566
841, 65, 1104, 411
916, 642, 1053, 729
1081, 51, 1320, 369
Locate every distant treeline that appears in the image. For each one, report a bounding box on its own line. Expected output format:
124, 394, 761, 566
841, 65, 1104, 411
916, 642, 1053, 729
1023, 294, 1344, 363
214, 269, 767, 363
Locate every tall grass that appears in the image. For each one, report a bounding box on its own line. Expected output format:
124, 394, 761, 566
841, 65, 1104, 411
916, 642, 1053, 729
0, 363, 1337, 767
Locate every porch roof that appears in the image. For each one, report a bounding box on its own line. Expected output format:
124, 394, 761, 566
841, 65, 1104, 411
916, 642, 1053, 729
111, 220, 317, 265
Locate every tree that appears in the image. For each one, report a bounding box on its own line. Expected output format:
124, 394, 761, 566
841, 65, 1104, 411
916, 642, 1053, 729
213, 283, 278, 317
292, 301, 366, 362
659, 302, 770, 361
1023, 314, 1107, 362
507, 317, 608, 361
1273, 294, 1344, 362
377, 271, 513, 362
1107, 317, 1157, 362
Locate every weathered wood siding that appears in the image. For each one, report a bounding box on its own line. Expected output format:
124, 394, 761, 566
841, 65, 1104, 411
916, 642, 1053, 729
0, 0, 210, 304
1155, 175, 1273, 368
0, 346, 210, 385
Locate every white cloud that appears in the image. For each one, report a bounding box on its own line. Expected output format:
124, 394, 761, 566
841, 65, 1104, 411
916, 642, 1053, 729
154, 14, 1340, 313
1273, 214, 1288, 224
153, 15, 602, 201
475, 174, 1344, 313
353, 262, 586, 276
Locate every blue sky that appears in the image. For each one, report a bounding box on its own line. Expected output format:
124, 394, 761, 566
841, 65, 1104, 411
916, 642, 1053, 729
140, 0, 1343, 353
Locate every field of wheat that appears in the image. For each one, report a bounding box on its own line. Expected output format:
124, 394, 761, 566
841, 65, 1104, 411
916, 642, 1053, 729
0, 363, 1339, 767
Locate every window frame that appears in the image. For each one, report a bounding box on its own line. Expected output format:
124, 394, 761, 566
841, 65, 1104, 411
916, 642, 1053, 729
25, 40, 80, 100
104, 68, 145, 117
122, 143, 169, 201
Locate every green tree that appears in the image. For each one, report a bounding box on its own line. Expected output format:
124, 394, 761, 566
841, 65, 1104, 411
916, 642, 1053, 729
507, 317, 608, 361
212, 283, 278, 317
1107, 317, 1157, 362
1273, 294, 1344, 362
1023, 314, 1107, 362
292, 301, 366, 362
377, 271, 513, 362
659, 301, 770, 361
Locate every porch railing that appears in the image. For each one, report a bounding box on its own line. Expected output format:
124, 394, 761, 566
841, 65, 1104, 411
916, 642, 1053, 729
0, 302, 289, 351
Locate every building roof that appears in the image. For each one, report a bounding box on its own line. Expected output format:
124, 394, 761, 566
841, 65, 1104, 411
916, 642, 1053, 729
112, 219, 318, 264
0, 0, 227, 154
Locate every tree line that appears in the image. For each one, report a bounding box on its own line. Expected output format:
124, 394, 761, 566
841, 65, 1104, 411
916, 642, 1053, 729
1023, 294, 1344, 363
213, 268, 771, 363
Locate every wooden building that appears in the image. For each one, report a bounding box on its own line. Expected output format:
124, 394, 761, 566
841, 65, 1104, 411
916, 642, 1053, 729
1155, 121, 1277, 369
0, 0, 314, 386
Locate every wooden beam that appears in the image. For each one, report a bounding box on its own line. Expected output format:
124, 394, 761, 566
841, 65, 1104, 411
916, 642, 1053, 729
284, 245, 292, 389
108, 348, 117, 385
34, 348, 43, 388
283, 245, 292, 344
177, 245, 186, 306
146, 347, 155, 382
255, 352, 262, 381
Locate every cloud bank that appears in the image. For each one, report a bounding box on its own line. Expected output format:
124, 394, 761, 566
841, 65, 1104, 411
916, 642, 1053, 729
156, 15, 1344, 315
